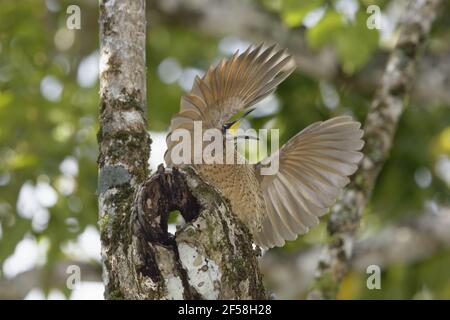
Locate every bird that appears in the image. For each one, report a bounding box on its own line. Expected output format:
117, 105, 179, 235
164, 44, 364, 249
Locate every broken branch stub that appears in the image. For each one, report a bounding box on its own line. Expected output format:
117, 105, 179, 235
131, 165, 266, 299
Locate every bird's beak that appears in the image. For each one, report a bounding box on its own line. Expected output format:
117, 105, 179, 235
227, 118, 242, 136
224, 108, 258, 140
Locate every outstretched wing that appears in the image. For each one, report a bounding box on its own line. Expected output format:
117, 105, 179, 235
254, 116, 364, 249
165, 44, 296, 166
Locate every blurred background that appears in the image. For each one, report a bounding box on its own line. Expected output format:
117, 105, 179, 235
0, 0, 449, 299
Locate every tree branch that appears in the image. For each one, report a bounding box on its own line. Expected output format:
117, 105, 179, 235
307, 0, 443, 299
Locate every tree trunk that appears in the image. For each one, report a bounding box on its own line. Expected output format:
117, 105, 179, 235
98, 0, 150, 299
98, 0, 265, 300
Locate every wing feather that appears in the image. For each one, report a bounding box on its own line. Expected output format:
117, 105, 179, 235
255, 116, 364, 248
165, 44, 296, 165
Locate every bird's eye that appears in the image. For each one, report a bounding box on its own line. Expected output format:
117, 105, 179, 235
223, 122, 233, 131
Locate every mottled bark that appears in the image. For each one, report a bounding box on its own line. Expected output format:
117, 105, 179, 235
130, 166, 265, 299
98, 0, 150, 299
307, 0, 443, 300
98, 0, 264, 300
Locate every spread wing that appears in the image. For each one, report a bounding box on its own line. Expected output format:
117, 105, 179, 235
254, 116, 364, 249
165, 44, 296, 166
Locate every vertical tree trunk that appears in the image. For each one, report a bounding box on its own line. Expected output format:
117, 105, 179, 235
98, 0, 150, 299
308, 0, 443, 299
98, 0, 265, 300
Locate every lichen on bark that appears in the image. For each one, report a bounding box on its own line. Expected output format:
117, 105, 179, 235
129, 166, 266, 299
98, 0, 149, 299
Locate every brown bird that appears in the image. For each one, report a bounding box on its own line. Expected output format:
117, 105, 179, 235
165, 44, 364, 249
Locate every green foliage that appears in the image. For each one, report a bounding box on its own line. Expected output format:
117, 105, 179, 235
353, 250, 450, 299
0, 0, 449, 299
372, 105, 450, 221
307, 11, 379, 73
281, 0, 324, 27
264, 0, 380, 73
0, 0, 99, 278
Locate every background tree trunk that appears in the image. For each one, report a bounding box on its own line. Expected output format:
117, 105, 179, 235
307, 0, 443, 300
98, 0, 265, 300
